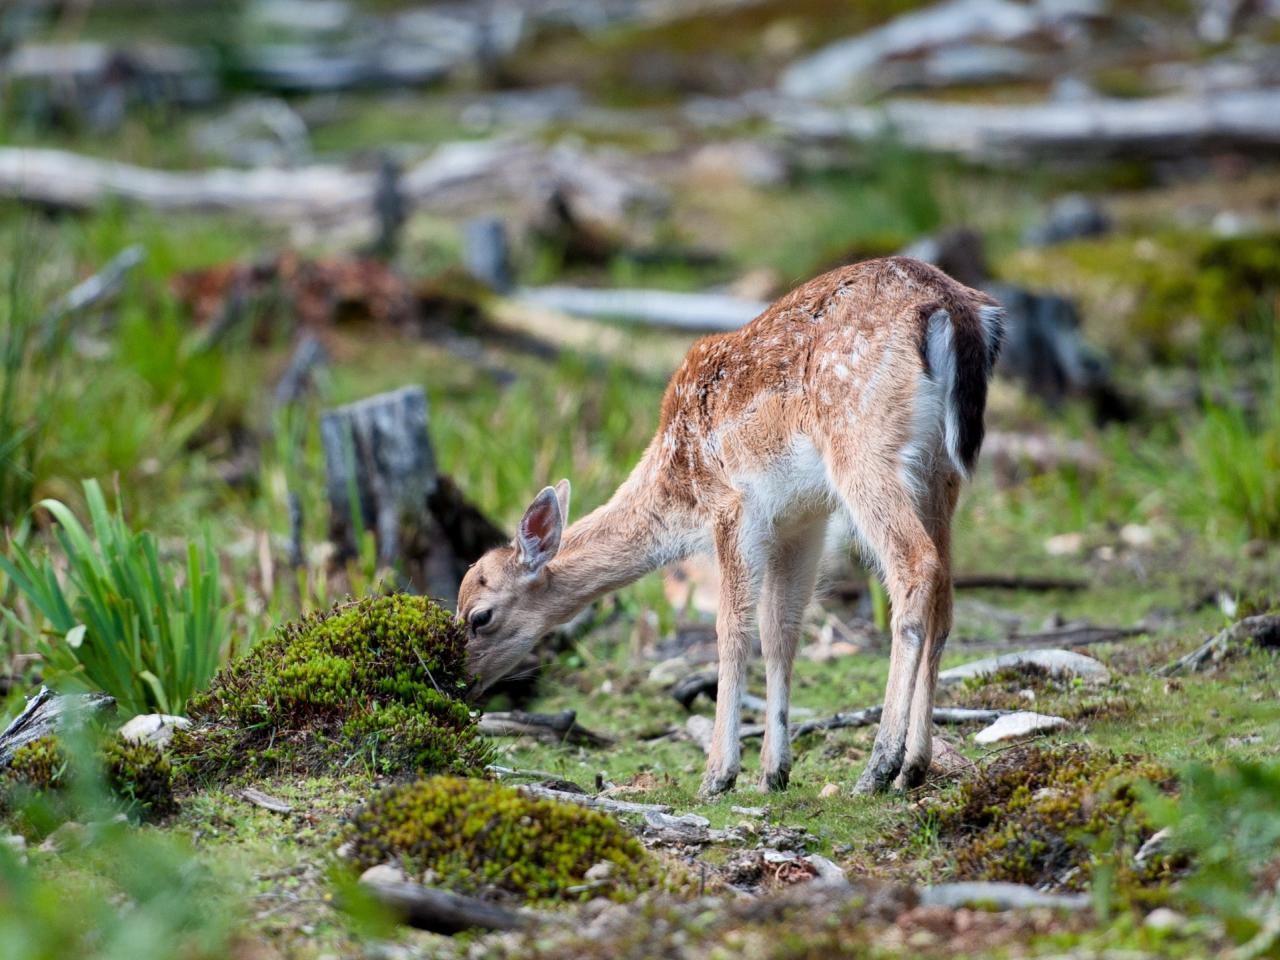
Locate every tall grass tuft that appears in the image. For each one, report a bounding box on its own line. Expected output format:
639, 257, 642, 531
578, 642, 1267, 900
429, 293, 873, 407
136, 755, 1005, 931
1186, 337, 1280, 541
0, 480, 229, 716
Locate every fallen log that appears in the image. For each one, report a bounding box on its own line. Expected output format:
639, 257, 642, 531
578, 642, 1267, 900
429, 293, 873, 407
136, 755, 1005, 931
1159, 614, 1280, 676
0, 141, 665, 237
0, 687, 116, 767
478, 710, 614, 748
1008, 624, 1144, 648
357, 878, 532, 934
517, 783, 671, 816
763, 87, 1280, 161
920, 881, 1089, 911
785, 705, 1010, 741
515, 286, 767, 332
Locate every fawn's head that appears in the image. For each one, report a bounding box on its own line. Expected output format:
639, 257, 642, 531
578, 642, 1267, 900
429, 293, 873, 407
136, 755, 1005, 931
458, 479, 571, 699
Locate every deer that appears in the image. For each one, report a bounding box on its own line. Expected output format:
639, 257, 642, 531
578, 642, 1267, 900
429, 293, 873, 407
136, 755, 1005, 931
458, 257, 1004, 797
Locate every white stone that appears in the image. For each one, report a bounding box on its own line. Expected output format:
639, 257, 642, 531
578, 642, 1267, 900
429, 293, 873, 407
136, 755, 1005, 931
973, 711, 1069, 744
939, 649, 1110, 686
1145, 907, 1186, 931
359, 863, 407, 886
118, 713, 191, 748
1044, 532, 1084, 556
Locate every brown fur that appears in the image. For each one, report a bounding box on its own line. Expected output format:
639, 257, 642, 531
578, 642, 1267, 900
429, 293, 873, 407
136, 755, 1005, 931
459, 257, 1002, 796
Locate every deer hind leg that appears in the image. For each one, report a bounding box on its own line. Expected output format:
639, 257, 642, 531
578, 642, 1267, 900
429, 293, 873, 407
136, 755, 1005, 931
827, 463, 940, 795
757, 514, 827, 792
701, 506, 764, 799
895, 475, 960, 791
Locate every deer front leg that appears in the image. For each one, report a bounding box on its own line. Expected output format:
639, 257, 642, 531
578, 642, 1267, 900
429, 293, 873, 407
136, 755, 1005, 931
700, 512, 761, 799
758, 516, 826, 792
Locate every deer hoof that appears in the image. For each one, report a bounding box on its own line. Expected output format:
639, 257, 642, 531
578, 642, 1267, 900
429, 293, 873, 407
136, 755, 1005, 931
698, 769, 738, 798
757, 765, 790, 793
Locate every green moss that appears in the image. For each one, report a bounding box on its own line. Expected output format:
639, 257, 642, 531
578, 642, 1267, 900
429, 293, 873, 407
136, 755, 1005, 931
3, 734, 175, 822
343, 776, 663, 903
936, 745, 1176, 892
178, 595, 491, 780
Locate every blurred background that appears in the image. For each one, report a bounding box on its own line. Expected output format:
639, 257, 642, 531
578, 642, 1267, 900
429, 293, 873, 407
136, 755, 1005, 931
1, 0, 1278, 694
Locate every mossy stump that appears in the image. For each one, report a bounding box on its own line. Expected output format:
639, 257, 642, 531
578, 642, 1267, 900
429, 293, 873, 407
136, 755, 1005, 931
2, 733, 175, 824
343, 776, 662, 904
936, 744, 1176, 892
176, 595, 491, 780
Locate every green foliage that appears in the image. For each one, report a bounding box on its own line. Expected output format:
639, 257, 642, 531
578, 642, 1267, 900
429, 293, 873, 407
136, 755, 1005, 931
1184, 340, 1280, 541
3, 733, 175, 824
0, 812, 233, 960
343, 775, 661, 902
937, 745, 1176, 890
179, 594, 490, 778
0, 480, 228, 716
1143, 761, 1280, 945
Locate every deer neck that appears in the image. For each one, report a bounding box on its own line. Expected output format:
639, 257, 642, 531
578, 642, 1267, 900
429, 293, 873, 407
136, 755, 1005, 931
544, 462, 694, 621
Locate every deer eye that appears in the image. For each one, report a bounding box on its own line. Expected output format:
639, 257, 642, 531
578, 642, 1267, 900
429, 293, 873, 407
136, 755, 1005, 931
469, 609, 493, 632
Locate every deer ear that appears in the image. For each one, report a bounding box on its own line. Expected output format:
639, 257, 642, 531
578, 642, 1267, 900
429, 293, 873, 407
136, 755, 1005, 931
516, 486, 563, 573
553, 479, 571, 525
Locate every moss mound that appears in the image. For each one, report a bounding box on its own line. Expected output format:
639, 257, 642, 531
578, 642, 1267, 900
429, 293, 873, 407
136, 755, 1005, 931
343, 776, 662, 903
178, 595, 490, 779
937, 744, 1176, 891
3, 734, 175, 822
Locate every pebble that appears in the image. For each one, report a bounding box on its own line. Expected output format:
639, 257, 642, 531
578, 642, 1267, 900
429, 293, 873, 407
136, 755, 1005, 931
1145, 907, 1186, 932
359, 863, 408, 886
117, 713, 192, 748
973, 711, 1070, 745
819, 783, 841, 798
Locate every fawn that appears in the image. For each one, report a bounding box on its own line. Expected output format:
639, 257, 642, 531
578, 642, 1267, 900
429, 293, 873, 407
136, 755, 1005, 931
458, 257, 1004, 796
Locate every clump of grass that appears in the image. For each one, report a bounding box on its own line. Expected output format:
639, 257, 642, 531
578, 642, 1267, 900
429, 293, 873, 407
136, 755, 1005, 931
3, 733, 176, 824
342, 775, 662, 903
178, 594, 490, 779
1143, 760, 1280, 948
936, 745, 1176, 891
0, 479, 228, 717
1184, 338, 1280, 541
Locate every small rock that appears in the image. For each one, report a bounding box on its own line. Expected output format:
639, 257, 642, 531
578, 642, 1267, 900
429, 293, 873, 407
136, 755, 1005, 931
584, 861, 615, 883
938, 649, 1110, 686
730, 805, 767, 818
1045, 532, 1084, 556
1145, 907, 1186, 932
117, 713, 191, 748
804, 853, 848, 886
1, 833, 27, 865
643, 810, 711, 845
359, 863, 408, 886
973, 711, 1069, 745
686, 715, 714, 754
687, 140, 789, 187
648, 657, 691, 687
1134, 826, 1173, 866
819, 782, 841, 799
1120, 523, 1155, 548
38, 821, 86, 854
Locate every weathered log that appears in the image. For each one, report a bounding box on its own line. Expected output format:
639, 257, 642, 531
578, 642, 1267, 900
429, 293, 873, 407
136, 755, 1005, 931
357, 878, 532, 934
920, 881, 1090, 911
0, 141, 665, 239
0, 687, 116, 767
478, 710, 614, 747
515, 286, 766, 332
779, 0, 1067, 99
784, 705, 1010, 742
1159, 614, 1280, 675
517, 783, 672, 815
1008, 623, 1144, 648
764, 87, 1280, 161
239, 787, 293, 814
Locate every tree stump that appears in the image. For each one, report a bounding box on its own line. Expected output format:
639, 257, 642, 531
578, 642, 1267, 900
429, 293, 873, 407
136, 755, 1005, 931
0, 687, 117, 768
320, 386, 506, 604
